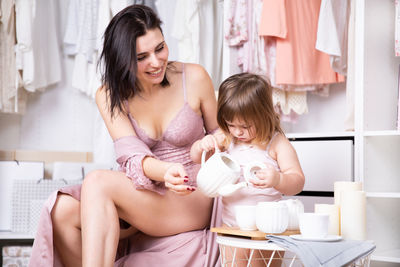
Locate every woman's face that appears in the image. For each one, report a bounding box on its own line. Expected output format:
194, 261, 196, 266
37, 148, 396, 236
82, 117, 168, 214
136, 28, 169, 89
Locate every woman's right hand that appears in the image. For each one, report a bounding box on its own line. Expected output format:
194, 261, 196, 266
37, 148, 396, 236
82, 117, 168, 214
164, 163, 196, 195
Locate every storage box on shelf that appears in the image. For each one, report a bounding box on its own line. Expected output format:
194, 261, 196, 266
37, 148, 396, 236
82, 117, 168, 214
0, 150, 93, 241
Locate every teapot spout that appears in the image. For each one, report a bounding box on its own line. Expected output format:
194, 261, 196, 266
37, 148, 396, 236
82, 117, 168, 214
218, 182, 248, 197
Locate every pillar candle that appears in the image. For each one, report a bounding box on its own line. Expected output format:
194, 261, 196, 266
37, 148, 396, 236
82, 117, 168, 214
334, 181, 362, 205
340, 190, 367, 240
314, 204, 340, 236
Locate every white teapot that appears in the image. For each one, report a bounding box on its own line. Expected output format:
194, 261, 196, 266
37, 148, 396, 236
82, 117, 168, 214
196, 140, 266, 197
196, 145, 241, 197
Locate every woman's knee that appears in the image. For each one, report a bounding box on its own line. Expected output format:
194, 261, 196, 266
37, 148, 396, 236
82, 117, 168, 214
81, 169, 116, 199
82, 170, 107, 192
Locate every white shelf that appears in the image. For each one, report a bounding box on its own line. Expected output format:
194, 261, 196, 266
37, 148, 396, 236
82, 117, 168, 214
371, 249, 400, 263
286, 131, 355, 139
363, 130, 400, 137
0, 232, 34, 240
366, 192, 400, 198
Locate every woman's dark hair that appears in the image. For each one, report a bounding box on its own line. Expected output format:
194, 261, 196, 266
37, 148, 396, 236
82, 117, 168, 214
100, 5, 169, 116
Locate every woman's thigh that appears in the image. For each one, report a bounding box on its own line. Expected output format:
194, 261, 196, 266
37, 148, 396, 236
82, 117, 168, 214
82, 170, 211, 236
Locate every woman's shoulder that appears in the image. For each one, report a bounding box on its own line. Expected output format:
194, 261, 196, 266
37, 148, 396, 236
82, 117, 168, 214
170, 61, 210, 81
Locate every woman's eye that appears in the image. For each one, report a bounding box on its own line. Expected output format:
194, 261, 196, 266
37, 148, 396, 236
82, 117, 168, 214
137, 55, 146, 61
155, 45, 164, 52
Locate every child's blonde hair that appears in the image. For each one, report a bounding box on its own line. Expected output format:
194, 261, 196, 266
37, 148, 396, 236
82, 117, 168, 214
217, 73, 283, 145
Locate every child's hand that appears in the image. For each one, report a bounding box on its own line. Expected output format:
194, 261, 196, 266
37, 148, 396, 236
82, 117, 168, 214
250, 164, 281, 189
199, 134, 218, 152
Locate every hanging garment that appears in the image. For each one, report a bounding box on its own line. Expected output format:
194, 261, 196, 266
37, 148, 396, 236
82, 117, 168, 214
259, 0, 344, 85
171, 0, 200, 63
198, 0, 224, 89
316, 0, 351, 75
14, 0, 34, 90
63, 0, 100, 97
396, 0, 400, 56
0, 0, 27, 114
15, 0, 61, 92
224, 0, 248, 47
272, 88, 308, 116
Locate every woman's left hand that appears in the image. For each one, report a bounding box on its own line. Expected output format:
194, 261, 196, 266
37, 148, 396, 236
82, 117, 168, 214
164, 163, 196, 195
250, 164, 281, 189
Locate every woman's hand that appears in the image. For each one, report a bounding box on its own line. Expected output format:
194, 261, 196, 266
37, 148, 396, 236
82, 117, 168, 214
164, 163, 196, 195
250, 164, 281, 189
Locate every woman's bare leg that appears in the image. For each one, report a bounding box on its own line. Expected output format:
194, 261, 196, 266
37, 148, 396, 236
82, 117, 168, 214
80, 169, 211, 267
81, 171, 120, 267
52, 194, 82, 267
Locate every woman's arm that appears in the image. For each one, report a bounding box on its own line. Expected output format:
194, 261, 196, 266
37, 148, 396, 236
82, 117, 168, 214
185, 63, 219, 133
96, 87, 192, 194
185, 64, 220, 163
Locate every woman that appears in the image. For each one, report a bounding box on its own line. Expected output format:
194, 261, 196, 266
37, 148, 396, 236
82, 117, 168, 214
29, 5, 220, 267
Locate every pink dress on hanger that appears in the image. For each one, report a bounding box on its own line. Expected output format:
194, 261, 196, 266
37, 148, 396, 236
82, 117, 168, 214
28, 65, 221, 267
259, 0, 345, 85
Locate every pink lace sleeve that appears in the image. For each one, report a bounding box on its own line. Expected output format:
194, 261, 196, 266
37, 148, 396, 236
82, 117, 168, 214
114, 136, 166, 195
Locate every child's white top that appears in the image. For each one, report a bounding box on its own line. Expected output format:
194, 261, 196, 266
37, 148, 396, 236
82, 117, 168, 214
222, 134, 282, 227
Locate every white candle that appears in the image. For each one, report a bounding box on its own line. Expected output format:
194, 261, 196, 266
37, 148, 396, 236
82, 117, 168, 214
340, 191, 367, 240
334, 181, 362, 205
314, 204, 340, 236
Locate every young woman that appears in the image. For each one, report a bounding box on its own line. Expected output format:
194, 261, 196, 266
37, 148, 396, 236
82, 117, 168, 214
30, 5, 220, 267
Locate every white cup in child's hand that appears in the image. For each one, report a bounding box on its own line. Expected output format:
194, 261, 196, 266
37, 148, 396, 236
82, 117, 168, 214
234, 205, 257, 231
299, 213, 329, 238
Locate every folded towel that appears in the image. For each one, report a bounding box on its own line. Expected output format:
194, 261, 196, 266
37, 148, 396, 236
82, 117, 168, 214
266, 235, 375, 267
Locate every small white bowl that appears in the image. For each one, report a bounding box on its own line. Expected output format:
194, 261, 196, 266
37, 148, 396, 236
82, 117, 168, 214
234, 205, 257, 231
256, 202, 288, 234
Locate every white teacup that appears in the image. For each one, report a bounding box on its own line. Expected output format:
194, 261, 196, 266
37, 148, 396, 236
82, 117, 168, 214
299, 213, 329, 238
234, 205, 257, 231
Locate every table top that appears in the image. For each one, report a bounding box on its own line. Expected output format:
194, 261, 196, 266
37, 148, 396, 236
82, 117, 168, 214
216, 235, 286, 251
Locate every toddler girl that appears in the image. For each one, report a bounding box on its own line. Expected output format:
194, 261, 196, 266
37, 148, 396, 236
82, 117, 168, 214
191, 73, 305, 266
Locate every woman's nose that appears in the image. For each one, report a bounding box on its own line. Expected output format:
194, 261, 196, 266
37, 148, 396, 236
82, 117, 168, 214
149, 53, 161, 67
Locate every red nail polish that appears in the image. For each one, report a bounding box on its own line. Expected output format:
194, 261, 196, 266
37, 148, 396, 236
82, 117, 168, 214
191, 188, 196, 191
184, 176, 189, 178
184, 179, 189, 182
187, 187, 191, 190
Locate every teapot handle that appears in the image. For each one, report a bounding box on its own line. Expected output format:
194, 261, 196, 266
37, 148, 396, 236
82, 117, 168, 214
201, 135, 220, 166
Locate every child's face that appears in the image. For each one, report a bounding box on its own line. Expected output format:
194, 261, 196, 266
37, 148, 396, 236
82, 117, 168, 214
226, 117, 255, 144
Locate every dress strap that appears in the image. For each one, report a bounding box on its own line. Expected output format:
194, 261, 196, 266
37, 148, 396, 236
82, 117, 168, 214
182, 63, 187, 101
266, 132, 279, 152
